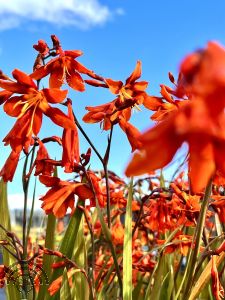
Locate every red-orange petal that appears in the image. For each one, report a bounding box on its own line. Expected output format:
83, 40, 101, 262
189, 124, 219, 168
42, 88, 68, 103
126, 61, 142, 84
44, 106, 76, 130
105, 79, 123, 94
12, 69, 37, 89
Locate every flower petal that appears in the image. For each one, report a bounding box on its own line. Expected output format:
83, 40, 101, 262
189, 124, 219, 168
126, 61, 142, 84
44, 106, 76, 130
105, 79, 123, 94
42, 88, 68, 103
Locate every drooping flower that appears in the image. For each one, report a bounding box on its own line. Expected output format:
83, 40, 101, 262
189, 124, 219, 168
39, 175, 93, 218
62, 99, 80, 172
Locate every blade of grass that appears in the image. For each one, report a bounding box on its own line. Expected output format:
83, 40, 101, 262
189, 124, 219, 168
123, 178, 133, 300
0, 179, 20, 300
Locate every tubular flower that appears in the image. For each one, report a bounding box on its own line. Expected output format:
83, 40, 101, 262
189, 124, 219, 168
83, 61, 152, 130
62, 99, 80, 172
39, 175, 93, 218
0, 69, 75, 152
118, 118, 142, 152
31, 35, 97, 91
34, 140, 55, 176
0, 150, 20, 182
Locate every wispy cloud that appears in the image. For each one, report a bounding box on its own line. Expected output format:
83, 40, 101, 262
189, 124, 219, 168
0, 0, 122, 30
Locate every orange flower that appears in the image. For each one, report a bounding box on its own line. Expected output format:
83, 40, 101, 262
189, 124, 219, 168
31, 35, 97, 91
62, 99, 80, 172
0, 69, 75, 153
83, 61, 152, 130
39, 175, 93, 217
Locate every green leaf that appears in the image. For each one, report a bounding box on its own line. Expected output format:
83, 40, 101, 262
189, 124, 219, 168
60, 268, 72, 300
71, 216, 89, 300
46, 203, 83, 300
123, 178, 133, 300
0, 179, 20, 300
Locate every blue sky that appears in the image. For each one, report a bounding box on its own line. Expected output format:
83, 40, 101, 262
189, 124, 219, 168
0, 0, 225, 208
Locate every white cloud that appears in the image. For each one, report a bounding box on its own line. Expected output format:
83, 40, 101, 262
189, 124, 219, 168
8, 193, 42, 210
0, 0, 121, 30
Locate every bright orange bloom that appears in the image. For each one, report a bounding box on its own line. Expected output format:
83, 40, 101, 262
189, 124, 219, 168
0, 69, 75, 153
31, 35, 97, 91
83, 61, 152, 130
62, 99, 80, 172
39, 175, 93, 218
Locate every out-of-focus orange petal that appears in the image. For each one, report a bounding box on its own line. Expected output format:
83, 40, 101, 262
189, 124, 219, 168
188, 137, 215, 193
125, 119, 182, 177
75, 184, 93, 200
